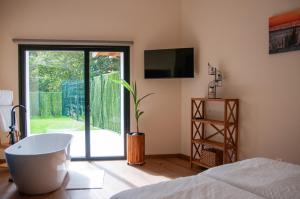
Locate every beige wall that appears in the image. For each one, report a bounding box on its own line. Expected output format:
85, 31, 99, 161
0, 0, 182, 155
180, 0, 300, 164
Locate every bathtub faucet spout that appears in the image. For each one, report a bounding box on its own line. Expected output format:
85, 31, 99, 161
9, 105, 26, 145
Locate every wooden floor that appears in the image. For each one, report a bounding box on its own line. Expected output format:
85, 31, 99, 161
0, 158, 201, 199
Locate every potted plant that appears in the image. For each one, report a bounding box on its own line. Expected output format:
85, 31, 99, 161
111, 79, 153, 165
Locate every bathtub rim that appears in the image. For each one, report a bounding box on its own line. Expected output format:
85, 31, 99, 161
4, 133, 73, 156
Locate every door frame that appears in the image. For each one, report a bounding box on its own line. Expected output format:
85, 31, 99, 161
19, 44, 130, 161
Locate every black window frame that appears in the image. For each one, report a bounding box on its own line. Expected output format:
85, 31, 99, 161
19, 44, 130, 161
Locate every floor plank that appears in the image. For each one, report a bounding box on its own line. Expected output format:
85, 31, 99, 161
0, 158, 202, 199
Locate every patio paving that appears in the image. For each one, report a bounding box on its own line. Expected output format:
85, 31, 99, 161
51, 129, 124, 158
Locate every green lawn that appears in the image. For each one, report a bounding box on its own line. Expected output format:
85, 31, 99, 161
30, 116, 86, 134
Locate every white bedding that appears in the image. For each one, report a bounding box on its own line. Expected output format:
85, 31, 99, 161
111, 158, 300, 199
204, 158, 300, 199
111, 174, 264, 199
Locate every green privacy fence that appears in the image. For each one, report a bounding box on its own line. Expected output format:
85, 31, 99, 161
30, 92, 62, 117
90, 72, 121, 133
30, 72, 121, 133
61, 80, 85, 120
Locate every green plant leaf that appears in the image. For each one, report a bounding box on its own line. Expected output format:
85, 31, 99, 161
109, 77, 154, 132
137, 92, 155, 105
137, 111, 144, 120
121, 80, 135, 95
133, 81, 137, 102
109, 77, 134, 95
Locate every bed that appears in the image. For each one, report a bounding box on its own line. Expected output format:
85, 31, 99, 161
111, 158, 300, 199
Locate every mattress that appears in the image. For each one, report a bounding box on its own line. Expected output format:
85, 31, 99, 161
204, 158, 300, 199
111, 158, 300, 199
111, 173, 264, 199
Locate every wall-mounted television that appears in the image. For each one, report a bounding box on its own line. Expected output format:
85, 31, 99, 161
144, 48, 194, 79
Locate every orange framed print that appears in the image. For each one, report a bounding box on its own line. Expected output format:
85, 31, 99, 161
269, 9, 300, 54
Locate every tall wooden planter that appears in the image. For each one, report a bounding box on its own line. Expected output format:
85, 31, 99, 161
127, 133, 145, 165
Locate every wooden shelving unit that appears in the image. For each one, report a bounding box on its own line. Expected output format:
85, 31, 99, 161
0, 143, 9, 168
190, 98, 239, 168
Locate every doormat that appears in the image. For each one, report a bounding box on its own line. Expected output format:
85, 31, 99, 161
65, 168, 104, 190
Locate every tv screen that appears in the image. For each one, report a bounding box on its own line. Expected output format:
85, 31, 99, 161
144, 48, 194, 79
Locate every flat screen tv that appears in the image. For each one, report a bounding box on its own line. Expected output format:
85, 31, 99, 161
144, 48, 194, 79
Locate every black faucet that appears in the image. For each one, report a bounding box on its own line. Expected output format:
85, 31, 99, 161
9, 105, 26, 145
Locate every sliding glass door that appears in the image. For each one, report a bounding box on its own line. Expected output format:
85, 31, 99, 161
89, 51, 125, 157
19, 45, 130, 160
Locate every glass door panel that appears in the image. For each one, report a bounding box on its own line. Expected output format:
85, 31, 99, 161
21, 46, 129, 160
89, 51, 125, 157
26, 50, 86, 158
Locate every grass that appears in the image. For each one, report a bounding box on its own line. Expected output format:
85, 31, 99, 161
30, 116, 88, 134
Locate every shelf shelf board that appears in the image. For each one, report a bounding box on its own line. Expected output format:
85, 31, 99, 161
0, 163, 8, 168
191, 98, 238, 102
192, 138, 224, 148
192, 139, 236, 150
192, 118, 236, 126
0, 144, 9, 150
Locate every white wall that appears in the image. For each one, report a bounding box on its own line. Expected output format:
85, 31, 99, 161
0, 0, 182, 155
180, 0, 300, 164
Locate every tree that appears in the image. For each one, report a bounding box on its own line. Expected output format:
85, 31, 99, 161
29, 51, 120, 92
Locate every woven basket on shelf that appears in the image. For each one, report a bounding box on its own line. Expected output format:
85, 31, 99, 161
199, 148, 223, 167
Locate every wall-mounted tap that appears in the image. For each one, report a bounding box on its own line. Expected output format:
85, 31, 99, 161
9, 105, 26, 145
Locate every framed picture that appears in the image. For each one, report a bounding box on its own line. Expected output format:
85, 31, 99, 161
269, 9, 300, 54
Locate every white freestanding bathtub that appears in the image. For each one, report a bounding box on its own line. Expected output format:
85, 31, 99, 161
5, 133, 73, 195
